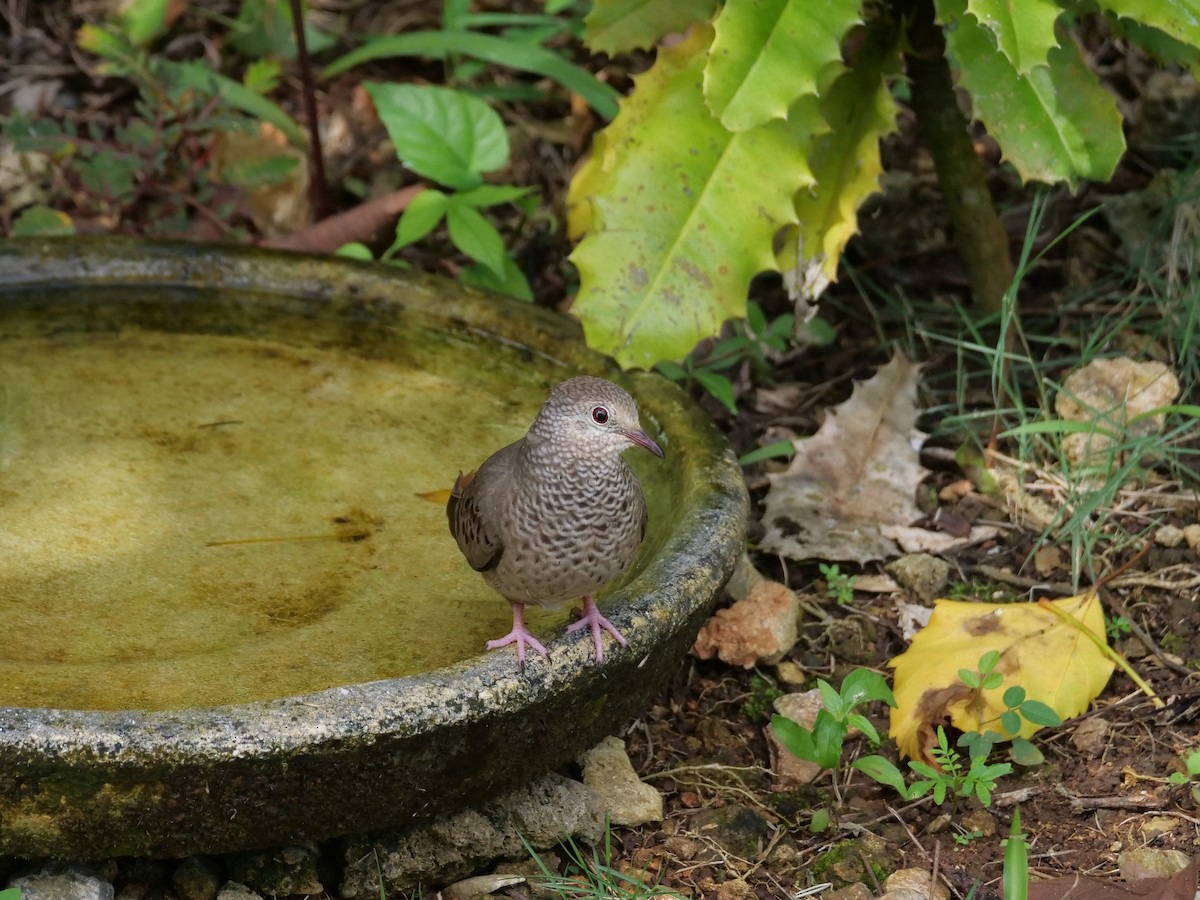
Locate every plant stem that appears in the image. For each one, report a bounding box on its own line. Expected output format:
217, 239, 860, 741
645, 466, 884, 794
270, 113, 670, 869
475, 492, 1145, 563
903, 0, 1014, 313
289, 0, 330, 220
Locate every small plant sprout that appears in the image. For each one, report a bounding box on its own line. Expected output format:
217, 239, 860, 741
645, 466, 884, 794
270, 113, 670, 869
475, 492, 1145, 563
856, 725, 1013, 809
957, 651, 1063, 766
819, 563, 857, 606
1003, 808, 1030, 900
741, 673, 784, 725
1105, 615, 1132, 641
952, 827, 985, 846
771, 668, 896, 802
1168, 749, 1200, 802
657, 301, 793, 414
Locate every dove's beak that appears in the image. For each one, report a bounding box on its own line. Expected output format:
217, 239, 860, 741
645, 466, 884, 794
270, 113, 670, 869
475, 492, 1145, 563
622, 426, 665, 458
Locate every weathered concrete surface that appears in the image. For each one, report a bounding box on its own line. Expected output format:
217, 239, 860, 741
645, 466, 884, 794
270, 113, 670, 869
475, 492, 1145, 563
0, 239, 748, 858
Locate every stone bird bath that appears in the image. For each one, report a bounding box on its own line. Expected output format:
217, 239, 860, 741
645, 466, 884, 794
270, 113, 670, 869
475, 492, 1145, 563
0, 240, 747, 858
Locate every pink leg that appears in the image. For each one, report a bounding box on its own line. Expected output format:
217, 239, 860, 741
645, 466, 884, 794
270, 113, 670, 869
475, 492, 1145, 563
486, 603, 550, 669
565, 594, 628, 665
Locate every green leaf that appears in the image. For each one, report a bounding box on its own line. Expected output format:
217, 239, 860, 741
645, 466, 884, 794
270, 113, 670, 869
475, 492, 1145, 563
812, 713, 847, 769
1106, 16, 1200, 73
853, 755, 911, 795
738, 439, 796, 466
771, 714, 818, 763
694, 370, 737, 414
324, 31, 620, 120
809, 807, 831, 832
446, 201, 506, 276
221, 154, 300, 188
1017, 699, 1063, 727
1093, 0, 1200, 47
840, 667, 896, 707
1003, 808, 1029, 900
229, 0, 337, 60
966, 0, 1062, 73
243, 59, 284, 95
776, 29, 899, 292
939, 0, 1125, 188
845, 713, 881, 745
169, 61, 305, 144
460, 257, 534, 301
454, 184, 533, 208
656, 360, 689, 381
1009, 738, 1045, 767
1003, 685, 1027, 707
117, 0, 173, 46
584, 0, 720, 54
78, 150, 137, 200
335, 242, 376, 260
12, 205, 75, 237
392, 189, 450, 250
705, 0, 861, 131
960, 667, 983, 689
569, 24, 823, 368
816, 679, 844, 718
1000, 710, 1022, 735
365, 83, 508, 190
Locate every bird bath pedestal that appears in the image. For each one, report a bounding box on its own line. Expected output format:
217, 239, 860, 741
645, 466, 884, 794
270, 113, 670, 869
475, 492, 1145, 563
0, 240, 748, 859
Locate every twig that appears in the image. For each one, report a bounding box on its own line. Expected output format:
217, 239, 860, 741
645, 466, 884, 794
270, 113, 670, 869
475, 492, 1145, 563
1099, 585, 1195, 677
1055, 783, 1166, 812
886, 804, 929, 859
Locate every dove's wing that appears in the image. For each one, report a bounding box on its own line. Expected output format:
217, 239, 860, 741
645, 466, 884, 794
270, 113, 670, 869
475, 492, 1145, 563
447, 439, 521, 573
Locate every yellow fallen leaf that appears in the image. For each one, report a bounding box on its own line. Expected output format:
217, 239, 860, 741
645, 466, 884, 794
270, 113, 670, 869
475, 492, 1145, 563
889, 592, 1115, 762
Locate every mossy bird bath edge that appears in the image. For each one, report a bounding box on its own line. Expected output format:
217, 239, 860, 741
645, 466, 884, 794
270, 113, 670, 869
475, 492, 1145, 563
0, 240, 748, 858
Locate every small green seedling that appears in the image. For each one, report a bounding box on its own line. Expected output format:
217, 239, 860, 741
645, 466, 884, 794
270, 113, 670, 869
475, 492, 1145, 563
856, 725, 1013, 808
1003, 808, 1030, 900
1168, 749, 1200, 802
339, 84, 536, 300
771, 668, 896, 778
657, 301, 793, 414
957, 650, 1062, 766
952, 828, 985, 846
819, 563, 856, 606
1105, 615, 1132, 641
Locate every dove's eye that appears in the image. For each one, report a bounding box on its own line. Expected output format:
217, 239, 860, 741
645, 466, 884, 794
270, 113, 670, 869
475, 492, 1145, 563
591, 406, 609, 425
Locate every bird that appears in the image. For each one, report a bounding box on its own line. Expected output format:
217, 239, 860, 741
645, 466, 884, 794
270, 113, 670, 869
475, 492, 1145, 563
448, 376, 665, 669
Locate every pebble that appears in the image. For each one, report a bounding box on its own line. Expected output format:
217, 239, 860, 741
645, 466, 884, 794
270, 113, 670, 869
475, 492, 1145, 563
578, 736, 663, 826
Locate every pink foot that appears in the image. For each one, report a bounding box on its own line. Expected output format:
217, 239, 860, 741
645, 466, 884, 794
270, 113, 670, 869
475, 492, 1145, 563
486, 604, 550, 670
566, 594, 628, 665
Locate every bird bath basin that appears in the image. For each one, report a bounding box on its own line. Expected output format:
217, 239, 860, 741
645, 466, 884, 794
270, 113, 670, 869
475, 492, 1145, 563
0, 239, 748, 859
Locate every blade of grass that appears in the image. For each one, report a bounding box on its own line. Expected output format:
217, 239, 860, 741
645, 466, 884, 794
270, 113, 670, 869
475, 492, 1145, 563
322, 31, 620, 119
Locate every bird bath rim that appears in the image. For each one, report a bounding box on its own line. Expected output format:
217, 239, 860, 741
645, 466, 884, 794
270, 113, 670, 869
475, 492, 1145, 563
0, 238, 749, 859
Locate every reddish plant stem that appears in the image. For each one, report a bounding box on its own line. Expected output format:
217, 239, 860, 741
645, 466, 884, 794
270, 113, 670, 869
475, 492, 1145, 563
289, 0, 330, 221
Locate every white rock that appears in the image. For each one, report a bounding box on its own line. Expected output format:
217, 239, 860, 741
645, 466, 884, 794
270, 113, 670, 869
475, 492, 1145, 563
578, 736, 662, 826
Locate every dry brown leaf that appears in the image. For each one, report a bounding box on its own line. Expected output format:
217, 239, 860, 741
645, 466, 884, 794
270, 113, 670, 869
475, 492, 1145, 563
760, 354, 995, 563
760, 353, 925, 563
